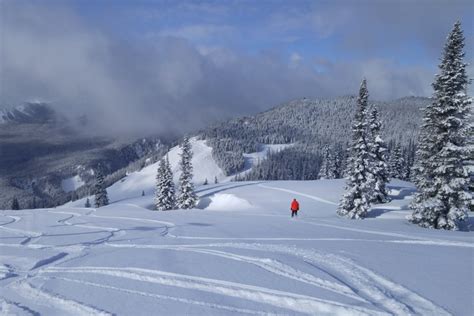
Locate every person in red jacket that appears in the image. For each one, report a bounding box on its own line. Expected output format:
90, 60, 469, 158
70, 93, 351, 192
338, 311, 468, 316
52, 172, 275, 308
290, 198, 299, 217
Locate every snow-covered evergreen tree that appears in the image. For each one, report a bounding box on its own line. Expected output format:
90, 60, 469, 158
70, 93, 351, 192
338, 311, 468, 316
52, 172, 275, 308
468, 112, 474, 212
155, 156, 176, 211
404, 141, 416, 181
11, 197, 20, 210
94, 168, 109, 208
331, 146, 343, 179
332, 155, 341, 178
30, 197, 37, 209
318, 146, 334, 179
389, 144, 404, 179
328, 154, 339, 179
410, 22, 472, 230
338, 79, 375, 219
367, 107, 390, 203
177, 137, 198, 209
337, 144, 350, 178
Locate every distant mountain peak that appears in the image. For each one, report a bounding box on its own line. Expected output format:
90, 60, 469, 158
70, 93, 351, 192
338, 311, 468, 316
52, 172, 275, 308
0, 102, 57, 124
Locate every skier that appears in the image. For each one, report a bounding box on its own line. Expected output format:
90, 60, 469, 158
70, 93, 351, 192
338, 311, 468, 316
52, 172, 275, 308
290, 198, 299, 217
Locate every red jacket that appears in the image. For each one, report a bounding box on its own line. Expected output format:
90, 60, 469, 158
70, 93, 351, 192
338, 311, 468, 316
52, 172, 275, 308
291, 200, 299, 211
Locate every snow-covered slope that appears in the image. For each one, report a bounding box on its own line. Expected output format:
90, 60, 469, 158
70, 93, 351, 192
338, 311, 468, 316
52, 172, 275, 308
0, 101, 164, 210
1, 179, 473, 315
106, 137, 225, 202
105, 137, 290, 203
0, 102, 56, 125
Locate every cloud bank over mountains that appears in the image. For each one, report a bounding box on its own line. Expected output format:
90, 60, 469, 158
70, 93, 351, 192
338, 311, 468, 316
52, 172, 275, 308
0, 1, 472, 136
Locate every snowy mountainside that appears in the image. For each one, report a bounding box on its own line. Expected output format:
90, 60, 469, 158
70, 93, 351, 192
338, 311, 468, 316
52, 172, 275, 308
0, 102, 57, 125
105, 137, 289, 202
0, 102, 166, 210
201, 96, 429, 179
107, 138, 224, 202
204, 96, 428, 147
0, 96, 430, 209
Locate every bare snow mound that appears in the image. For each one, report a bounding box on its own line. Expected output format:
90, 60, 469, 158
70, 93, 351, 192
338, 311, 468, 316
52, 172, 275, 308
204, 194, 255, 211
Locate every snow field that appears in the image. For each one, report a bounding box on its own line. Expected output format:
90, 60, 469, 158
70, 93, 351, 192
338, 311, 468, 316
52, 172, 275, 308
1, 179, 473, 315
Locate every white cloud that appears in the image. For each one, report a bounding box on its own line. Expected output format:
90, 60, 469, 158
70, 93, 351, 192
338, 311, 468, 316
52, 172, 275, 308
156, 24, 235, 42
1, 1, 450, 137
289, 52, 303, 67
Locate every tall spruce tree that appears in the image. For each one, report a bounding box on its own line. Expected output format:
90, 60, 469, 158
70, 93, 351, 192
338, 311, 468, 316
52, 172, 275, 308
177, 137, 198, 209
410, 22, 472, 230
332, 151, 342, 179
318, 146, 334, 179
405, 140, 416, 181
11, 197, 20, 210
389, 144, 404, 179
155, 156, 176, 211
94, 168, 109, 208
338, 79, 375, 219
367, 107, 390, 203
335, 144, 348, 178
468, 112, 474, 212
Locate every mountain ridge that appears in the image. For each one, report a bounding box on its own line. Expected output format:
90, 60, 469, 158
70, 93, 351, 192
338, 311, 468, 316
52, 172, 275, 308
1, 95, 431, 209
0, 103, 166, 209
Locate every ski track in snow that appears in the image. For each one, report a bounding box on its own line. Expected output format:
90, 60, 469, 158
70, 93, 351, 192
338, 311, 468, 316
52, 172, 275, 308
162, 247, 365, 303
197, 182, 263, 198
40, 275, 276, 316
0, 208, 139, 315
104, 242, 451, 315
197, 243, 451, 316
258, 184, 338, 206
106, 243, 364, 302
0, 297, 41, 316
301, 220, 474, 248
156, 235, 474, 248
0, 215, 20, 226
9, 281, 111, 316
48, 210, 121, 232
41, 266, 380, 316
0, 215, 42, 240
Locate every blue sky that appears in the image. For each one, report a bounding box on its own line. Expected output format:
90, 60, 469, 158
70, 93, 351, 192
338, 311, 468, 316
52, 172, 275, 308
1, 0, 473, 135
70, 0, 473, 64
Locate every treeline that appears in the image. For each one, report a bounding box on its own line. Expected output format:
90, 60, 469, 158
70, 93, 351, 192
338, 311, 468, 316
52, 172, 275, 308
206, 138, 245, 175
237, 145, 335, 181
202, 96, 429, 179
236, 141, 414, 182
9, 144, 168, 210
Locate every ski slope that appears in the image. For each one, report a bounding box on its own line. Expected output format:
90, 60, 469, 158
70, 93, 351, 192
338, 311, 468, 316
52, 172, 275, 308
106, 137, 291, 202
1, 179, 473, 315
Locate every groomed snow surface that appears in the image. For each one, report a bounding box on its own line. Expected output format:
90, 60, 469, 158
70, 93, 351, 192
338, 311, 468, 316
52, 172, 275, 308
1, 178, 473, 315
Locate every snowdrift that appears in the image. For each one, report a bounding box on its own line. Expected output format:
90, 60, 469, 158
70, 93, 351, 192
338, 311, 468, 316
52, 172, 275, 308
197, 193, 256, 211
